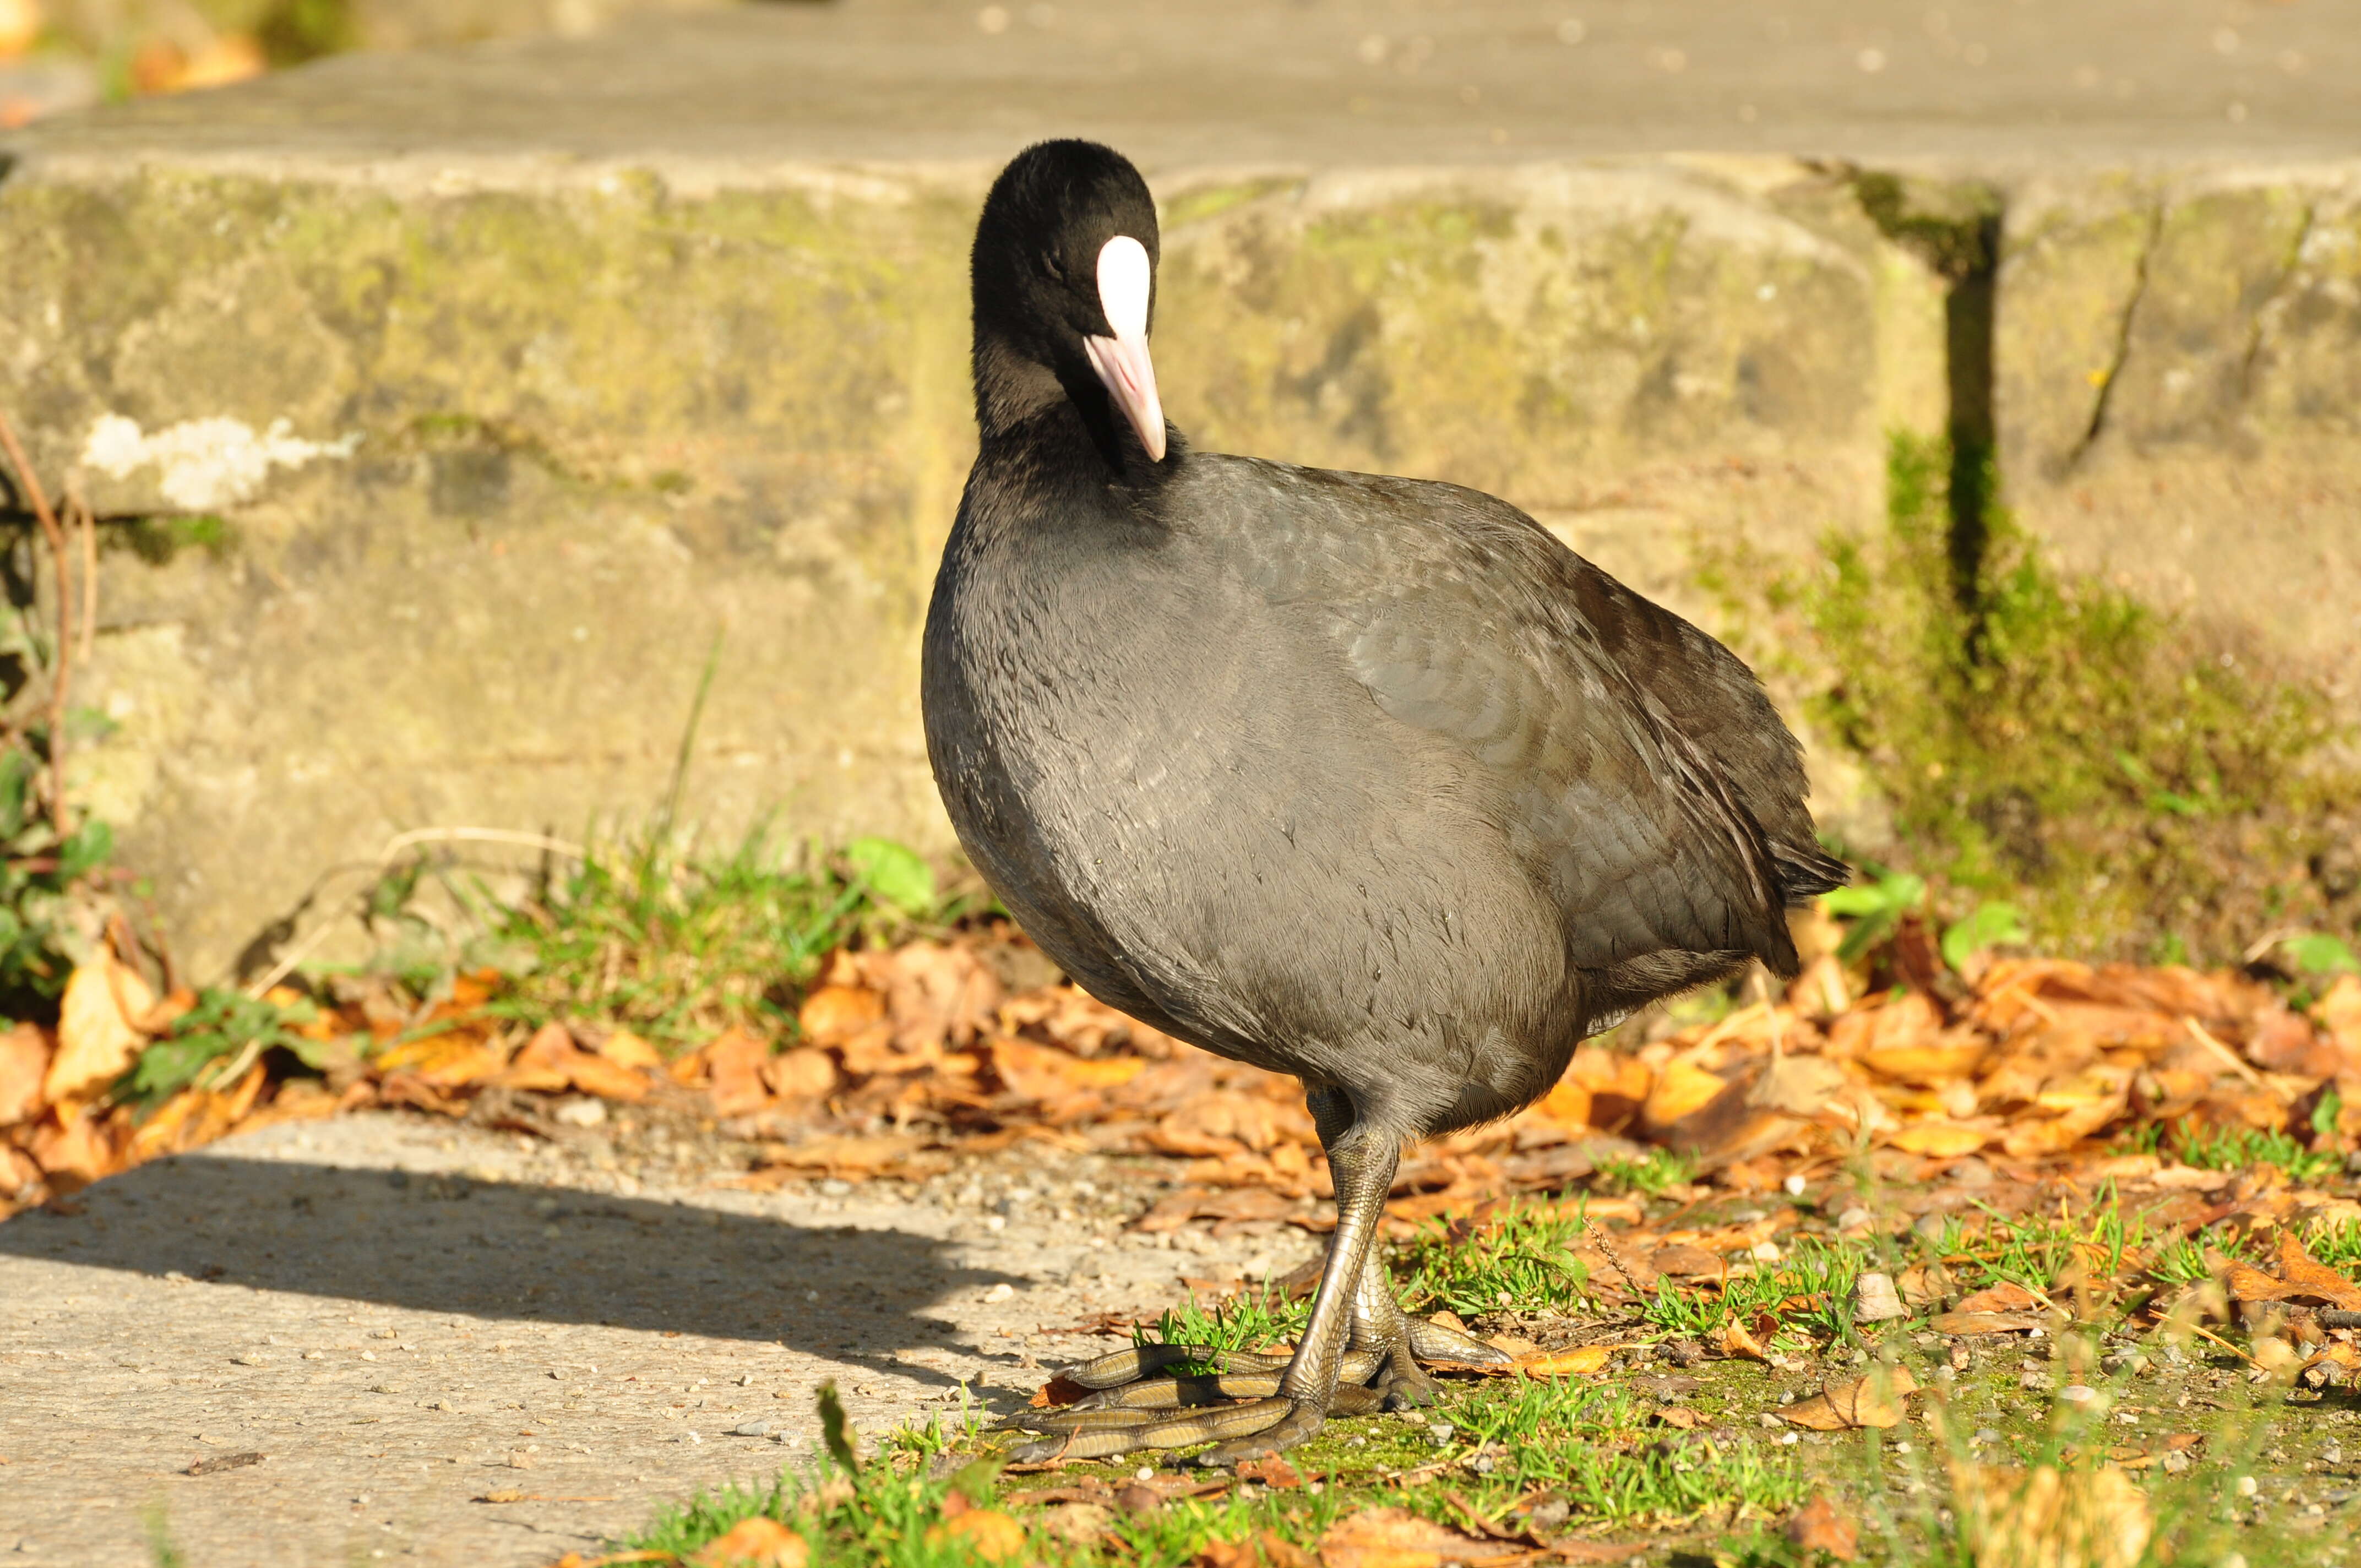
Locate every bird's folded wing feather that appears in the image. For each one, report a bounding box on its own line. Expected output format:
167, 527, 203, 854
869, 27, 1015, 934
1220, 460, 1794, 973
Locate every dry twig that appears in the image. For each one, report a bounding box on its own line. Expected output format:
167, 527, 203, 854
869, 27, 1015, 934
0, 408, 74, 834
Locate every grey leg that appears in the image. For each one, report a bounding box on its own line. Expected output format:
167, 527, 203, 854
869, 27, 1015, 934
1004, 1079, 1502, 1463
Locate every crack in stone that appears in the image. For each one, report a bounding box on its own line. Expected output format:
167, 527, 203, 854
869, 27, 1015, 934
2060, 199, 2163, 477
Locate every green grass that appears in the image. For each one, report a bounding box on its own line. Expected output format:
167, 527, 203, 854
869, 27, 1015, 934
1395, 1201, 1595, 1318
1597, 1148, 1700, 1196
1451, 1378, 1807, 1526
1635, 1233, 1866, 1350
474, 826, 906, 1050
2168, 1123, 2342, 1188
325, 820, 960, 1053
2305, 1217, 2361, 1274
1134, 1278, 1311, 1362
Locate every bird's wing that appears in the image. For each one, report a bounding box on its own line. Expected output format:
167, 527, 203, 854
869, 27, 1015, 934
1543, 543, 1850, 904
1210, 458, 1800, 974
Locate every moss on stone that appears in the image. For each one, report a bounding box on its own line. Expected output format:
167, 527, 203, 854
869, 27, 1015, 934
1787, 432, 2357, 960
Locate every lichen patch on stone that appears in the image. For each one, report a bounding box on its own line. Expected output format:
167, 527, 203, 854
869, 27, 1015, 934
80, 413, 361, 511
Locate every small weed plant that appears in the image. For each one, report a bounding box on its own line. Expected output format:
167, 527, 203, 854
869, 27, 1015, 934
1396, 1202, 1595, 1318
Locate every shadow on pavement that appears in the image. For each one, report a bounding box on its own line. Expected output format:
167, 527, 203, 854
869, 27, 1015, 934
0, 1154, 1013, 1382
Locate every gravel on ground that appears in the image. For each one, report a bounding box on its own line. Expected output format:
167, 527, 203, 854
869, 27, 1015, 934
0, 1110, 1313, 1567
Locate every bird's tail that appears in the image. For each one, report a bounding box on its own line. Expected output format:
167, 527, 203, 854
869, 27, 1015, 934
1773, 840, 1851, 907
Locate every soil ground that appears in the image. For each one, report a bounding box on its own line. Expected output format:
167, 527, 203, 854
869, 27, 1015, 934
0, 1110, 1312, 1568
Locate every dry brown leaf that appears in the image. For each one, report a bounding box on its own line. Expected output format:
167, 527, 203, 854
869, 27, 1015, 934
2299, 1342, 2361, 1386
994, 1035, 1147, 1100
1720, 1321, 1772, 1363
1530, 1078, 1591, 1126
756, 1132, 927, 1176
2318, 974, 2361, 1052
1788, 1364, 1916, 1429
1641, 1058, 1729, 1129
1898, 1262, 1955, 1309
1234, 1453, 1303, 1488
44, 954, 154, 1102
1786, 1493, 1859, 1561
1932, 1311, 2044, 1336
0, 1022, 48, 1125
1950, 1462, 2151, 1568
1653, 1406, 1702, 1429
1860, 1044, 1989, 1086
1955, 1283, 2041, 1314
1193, 1532, 1316, 1568
377, 1033, 505, 1091
1040, 1502, 1117, 1545
562, 1052, 650, 1103
2000, 1095, 2127, 1159
1316, 1506, 1525, 1568
491, 1031, 573, 1092
931, 1509, 1026, 1563
1647, 1244, 1725, 1278
2273, 1228, 2361, 1309
692, 1516, 809, 1568
1889, 1121, 1991, 1156
706, 1027, 773, 1118
875, 941, 1002, 1054
597, 1030, 666, 1069
1150, 1089, 1315, 1157
28, 1108, 113, 1185
797, 984, 886, 1046
762, 1047, 837, 1101
1515, 1346, 1614, 1377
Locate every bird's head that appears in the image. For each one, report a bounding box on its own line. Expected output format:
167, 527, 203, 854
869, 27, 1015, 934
970, 139, 1167, 465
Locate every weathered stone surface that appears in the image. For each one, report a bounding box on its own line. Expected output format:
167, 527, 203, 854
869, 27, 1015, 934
2, 0, 2359, 970
1996, 165, 2361, 714
0, 156, 1942, 972
2, 166, 979, 975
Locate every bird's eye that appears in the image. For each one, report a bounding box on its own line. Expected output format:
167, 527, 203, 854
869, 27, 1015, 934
1041, 253, 1067, 282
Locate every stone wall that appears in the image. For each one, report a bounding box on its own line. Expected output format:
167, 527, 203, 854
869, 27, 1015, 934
3, 111, 2358, 974
0, 155, 1951, 973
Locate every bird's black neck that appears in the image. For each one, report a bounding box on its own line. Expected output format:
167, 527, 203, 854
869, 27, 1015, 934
971, 330, 1173, 486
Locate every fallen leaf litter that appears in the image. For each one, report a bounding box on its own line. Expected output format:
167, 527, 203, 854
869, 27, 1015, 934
10, 923, 2361, 1232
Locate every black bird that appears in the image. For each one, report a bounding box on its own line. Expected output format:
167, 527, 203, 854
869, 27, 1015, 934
921, 140, 1848, 1464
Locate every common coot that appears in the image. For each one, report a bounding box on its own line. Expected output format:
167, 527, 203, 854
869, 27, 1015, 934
922, 140, 1847, 1464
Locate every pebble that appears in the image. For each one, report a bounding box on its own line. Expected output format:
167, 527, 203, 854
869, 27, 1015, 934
2058, 1384, 2098, 1404
1852, 1272, 1907, 1322
731, 1421, 771, 1437
1427, 1421, 1455, 1444
1835, 1206, 1872, 1231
